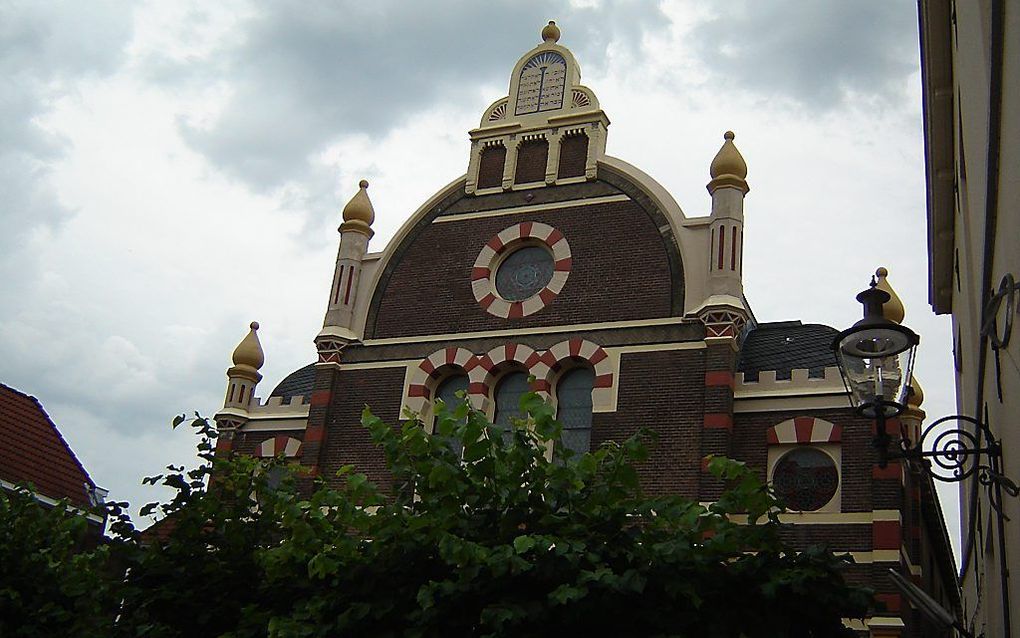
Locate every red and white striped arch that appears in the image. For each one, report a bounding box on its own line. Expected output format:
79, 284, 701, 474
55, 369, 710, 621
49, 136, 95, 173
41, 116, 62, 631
467, 343, 542, 409
471, 221, 571, 319
402, 341, 620, 417
543, 338, 615, 410
258, 435, 303, 458
404, 347, 477, 415
767, 417, 842, 445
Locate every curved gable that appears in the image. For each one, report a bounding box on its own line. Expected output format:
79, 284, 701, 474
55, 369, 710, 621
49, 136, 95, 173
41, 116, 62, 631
363, 169, 685, 340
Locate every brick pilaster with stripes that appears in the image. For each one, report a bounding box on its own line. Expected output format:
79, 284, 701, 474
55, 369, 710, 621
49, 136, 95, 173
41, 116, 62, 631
299, 365, 343, 478
871, 415, 906, 621
699, 342, 737, 501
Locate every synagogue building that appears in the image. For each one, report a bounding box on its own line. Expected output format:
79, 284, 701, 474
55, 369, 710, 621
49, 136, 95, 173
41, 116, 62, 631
214, 23, 957, 636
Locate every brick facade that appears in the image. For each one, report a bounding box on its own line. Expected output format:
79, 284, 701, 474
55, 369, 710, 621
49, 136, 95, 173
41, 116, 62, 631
477, 145, 506, 189
557, 133, 588, 178
514, 138, 548, 184
221, 42, 958, 634
370, 200, 676, 338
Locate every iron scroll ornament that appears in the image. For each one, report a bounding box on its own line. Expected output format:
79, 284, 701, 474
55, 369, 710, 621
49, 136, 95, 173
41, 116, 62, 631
888, 413, 1019, 519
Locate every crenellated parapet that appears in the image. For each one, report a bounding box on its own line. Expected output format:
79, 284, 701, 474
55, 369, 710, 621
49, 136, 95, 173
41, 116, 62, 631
734, 366, 850, 413
247, 394, 311, 417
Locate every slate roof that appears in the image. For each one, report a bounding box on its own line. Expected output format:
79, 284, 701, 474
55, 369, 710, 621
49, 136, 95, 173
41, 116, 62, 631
270, 363, 316, 400
737, 321, 839, 381
0, 383, 99, 509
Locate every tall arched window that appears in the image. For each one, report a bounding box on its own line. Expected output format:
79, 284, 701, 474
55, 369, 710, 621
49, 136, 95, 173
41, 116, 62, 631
434, 374, 469, 456
494, 371, 530, 439
556, 367, 594, 455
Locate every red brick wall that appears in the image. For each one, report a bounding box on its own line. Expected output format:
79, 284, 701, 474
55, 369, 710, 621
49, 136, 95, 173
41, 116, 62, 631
558, 134, 587, 178
514, 139, 548, 184
477, 145, 506, 189
732, 408, 879, 513
596, 349, 706, 498
370, 199, 677, 338
232, 431, 305, 458
317, 367, 405, 493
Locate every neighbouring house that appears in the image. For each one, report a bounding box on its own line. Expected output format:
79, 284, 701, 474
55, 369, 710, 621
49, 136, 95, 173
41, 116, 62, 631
919, 0, 1020, 635
0, 383, 107, 532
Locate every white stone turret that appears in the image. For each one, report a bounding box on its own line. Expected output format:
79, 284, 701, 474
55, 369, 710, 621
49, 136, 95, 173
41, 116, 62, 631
316, 179, 375, 364
696, 131, 751, 340
216, 321, 264, 430
706, 131, 749, 298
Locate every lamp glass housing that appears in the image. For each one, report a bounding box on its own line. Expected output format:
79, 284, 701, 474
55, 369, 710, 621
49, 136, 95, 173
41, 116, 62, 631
835, 327, 917, 417
833, 283, 920, 418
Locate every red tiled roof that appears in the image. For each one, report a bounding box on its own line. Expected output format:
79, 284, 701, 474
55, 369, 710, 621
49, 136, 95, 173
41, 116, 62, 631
0, 383, 98, 509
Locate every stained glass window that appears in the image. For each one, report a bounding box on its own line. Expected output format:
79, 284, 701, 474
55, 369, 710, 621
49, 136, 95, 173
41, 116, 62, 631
494, 371, 530, 439
773, 448, 839, 511
434, 374, 469, 456
495, 246, 554, 301
557, 367, 593, 455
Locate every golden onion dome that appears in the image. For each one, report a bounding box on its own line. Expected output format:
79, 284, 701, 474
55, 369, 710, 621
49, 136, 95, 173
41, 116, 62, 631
907, 376, 924, 408
342, 179, 375, 227
875, 266, 905, 325
709, 131, 748, 179
542, 20, 561, 43
231, 321, 264, 370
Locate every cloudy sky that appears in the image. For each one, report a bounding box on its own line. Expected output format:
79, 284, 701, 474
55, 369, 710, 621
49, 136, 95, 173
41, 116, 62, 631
0, 0, 958, 557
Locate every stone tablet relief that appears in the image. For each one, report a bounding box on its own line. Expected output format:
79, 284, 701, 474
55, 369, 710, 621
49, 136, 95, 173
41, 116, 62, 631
515, 52, 567, 115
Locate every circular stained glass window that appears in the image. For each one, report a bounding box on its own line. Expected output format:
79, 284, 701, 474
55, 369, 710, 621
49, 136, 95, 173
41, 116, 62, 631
773, 448, 838, 511
495, 245, 554, 301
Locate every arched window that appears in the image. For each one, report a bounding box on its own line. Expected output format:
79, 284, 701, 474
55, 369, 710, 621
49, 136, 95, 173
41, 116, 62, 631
434, 374, 469, 456
494, 371, 530, 438
556, 367, 594, 455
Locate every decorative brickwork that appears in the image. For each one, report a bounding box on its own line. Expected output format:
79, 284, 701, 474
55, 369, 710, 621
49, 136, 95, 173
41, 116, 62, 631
543, 338, 614, 408
471, 221, 571, 319
477, 144, 506, 189
514, 137, 549, 184
404, 347, 477, 416
557, 132, 588, 178
733, 408, 878, 514
767, 416, 842, 444
699, 308, 747, 338
369, 196, 677, 339
257, 435, 303, 458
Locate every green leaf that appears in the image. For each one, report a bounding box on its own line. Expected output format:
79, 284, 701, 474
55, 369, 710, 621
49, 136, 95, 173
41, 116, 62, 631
512, 535, 536, 554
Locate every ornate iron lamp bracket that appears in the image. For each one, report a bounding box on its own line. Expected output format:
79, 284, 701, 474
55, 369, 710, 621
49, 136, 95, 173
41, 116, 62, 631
887, 414, 1020, 519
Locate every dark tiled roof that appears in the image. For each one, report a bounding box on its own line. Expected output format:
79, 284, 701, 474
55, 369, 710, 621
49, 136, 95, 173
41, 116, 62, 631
0, 383, 98, 508
270, 363, 316, 400
738, 321, 838, 381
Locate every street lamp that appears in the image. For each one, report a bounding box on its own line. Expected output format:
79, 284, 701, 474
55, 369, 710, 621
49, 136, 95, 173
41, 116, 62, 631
835, 272, 1020, 638
832, 277, 919, 467
833, 276, 1018, 500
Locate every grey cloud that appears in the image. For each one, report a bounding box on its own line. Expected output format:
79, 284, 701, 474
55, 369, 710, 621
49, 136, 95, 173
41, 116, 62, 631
163, 0, 670, 191
0, 1, 134, 252
690, 1, 918, 109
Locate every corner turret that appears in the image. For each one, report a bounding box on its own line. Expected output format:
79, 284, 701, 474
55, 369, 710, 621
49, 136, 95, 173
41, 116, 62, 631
317, 180, 375, 364
697, 131, 751, 340
215, 321, 265, 437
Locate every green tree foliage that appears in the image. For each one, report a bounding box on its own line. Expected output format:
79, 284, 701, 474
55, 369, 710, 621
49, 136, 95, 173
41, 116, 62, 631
0, 487, 117, 636
0, 393, 873, 637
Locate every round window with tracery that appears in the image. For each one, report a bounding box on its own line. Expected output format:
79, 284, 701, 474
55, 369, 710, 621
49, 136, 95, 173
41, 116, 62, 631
471, 221, 571, 319
772, 447, 838, 511
495, 245, 554, 300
